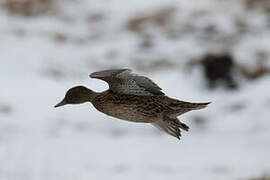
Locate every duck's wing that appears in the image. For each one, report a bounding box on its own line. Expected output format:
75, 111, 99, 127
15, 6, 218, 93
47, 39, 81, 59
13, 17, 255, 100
90, 69, 164, 96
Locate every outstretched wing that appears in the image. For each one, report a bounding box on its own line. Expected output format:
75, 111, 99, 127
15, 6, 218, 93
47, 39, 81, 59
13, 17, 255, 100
90, 69, 164, 96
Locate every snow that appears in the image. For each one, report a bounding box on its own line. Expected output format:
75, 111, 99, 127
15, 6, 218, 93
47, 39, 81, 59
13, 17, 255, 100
0, 0, 270, 179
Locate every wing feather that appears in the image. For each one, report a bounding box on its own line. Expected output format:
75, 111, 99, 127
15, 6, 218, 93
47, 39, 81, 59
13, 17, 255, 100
90, 69, 164, 96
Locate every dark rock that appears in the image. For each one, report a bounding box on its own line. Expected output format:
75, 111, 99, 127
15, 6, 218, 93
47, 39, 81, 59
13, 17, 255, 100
200, 53, 238, 90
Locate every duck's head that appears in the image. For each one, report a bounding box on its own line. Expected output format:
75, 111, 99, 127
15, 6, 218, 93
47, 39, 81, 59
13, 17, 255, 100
54, 86, 95, 108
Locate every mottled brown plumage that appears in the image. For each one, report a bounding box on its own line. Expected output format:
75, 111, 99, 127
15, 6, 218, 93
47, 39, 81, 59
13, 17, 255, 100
55, 69, 210, 140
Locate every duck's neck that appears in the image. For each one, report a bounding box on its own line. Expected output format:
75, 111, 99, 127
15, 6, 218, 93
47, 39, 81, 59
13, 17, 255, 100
86, 89, 99, 102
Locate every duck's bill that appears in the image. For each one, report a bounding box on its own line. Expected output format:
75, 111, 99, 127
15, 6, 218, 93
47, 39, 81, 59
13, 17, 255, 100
54, 99, 67, 108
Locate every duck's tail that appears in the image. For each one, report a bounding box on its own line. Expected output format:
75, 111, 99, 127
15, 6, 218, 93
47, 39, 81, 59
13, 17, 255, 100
154, 101, 211, 140
163, 99, 211, 123
182, 101, 211, 110
168, 100, 211, 113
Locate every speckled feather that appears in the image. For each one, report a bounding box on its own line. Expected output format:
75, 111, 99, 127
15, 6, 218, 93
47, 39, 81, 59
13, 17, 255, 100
90, 69, 164, 96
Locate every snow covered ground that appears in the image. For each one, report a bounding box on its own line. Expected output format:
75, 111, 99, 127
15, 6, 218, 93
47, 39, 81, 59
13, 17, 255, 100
0, 0, 270, 179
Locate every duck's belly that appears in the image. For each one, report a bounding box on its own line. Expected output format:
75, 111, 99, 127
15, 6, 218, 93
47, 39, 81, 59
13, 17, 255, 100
94, 103, 159, 123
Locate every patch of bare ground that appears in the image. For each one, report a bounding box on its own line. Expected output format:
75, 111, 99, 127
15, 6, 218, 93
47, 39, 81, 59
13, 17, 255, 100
52, 32, 69, 43
1, 0, 82, 20
112, 164, 130, 173
0, 104, 13, 115
210, 166, 230, 174
247, 174, 270, 180
127, 6, 176, 34
244, 0, 270, 13
10, 28, 28, 37
40, 31, 102, 45
226, 102, 247, 113
86, 12, 105, 23
190, 115, 208, 131
239, 53, 270, 80
133, 58, 175, 72
108, 128, 128, 138
2, 0, 53, 16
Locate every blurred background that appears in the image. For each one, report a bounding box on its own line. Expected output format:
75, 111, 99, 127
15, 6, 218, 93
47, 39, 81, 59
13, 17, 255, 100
0, 0, 270, 179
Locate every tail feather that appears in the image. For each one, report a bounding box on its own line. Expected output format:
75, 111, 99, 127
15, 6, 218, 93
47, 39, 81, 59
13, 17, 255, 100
152, 117, 190, 140
186, 102, 211, 110
154, 100, 211, 139
168, 101, 211, 116
152, 120, 181, 139
171, 101, 211, 109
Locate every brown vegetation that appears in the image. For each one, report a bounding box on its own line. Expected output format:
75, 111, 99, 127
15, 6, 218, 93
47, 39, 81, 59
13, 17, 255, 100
244, 0, 270, 13
0, 104, 12, 115
127, 7, 176, 33
2, 0, 52, 16
248, 174, 270, 180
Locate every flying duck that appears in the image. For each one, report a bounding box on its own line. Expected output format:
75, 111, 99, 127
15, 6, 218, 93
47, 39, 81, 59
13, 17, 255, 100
55, 69, 210, 139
